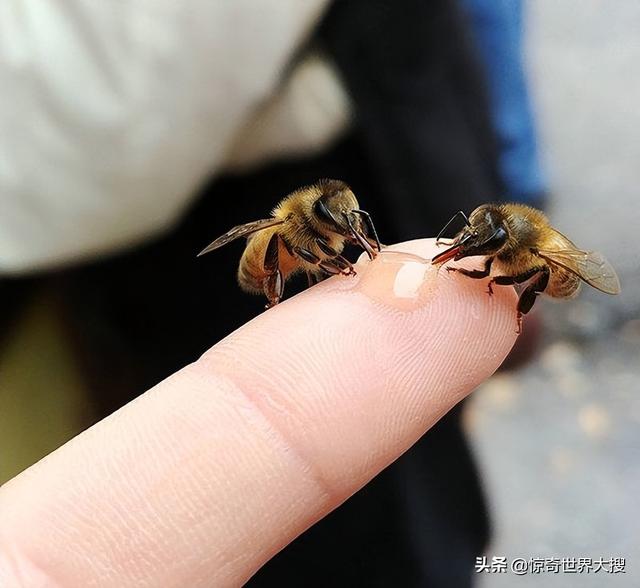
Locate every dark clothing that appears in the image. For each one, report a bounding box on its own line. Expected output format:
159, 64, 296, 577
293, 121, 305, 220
319, 0, 503, 238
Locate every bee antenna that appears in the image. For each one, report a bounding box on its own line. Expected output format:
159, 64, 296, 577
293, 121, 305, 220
436, 211, 470, 244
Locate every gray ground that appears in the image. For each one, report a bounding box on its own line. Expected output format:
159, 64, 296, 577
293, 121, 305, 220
470, 2, 640, 587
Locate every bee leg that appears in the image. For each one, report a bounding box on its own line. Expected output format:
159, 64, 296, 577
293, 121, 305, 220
315, 237, 338, 256
446, 258, 494, 292
263, 233, 285, 308
330, 254, 356, 276
296, 240, 355, 277
306, 271, 318, 288
293, 247, 320, 264
352, 209, 382, 252
516, 314, 523, 335
489, 266, 545, 296
515, 268, 550, 333
516, 268, 550, 314
344, 214, 377, 260
314, 238, 353, 275
263, 271, 284, 309
318, 260, 343, 276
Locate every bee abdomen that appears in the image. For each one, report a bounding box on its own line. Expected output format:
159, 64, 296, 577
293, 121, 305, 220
237, 261, 263, 293
547, 268, 581, 299
237, 237, 269, 294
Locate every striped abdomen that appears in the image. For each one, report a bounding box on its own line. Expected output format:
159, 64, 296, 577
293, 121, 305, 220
237, 228, 298, 293
546, 265, 581, 299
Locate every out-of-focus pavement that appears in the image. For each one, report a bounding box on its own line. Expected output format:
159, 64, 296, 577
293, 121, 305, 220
470, 2, 640, 586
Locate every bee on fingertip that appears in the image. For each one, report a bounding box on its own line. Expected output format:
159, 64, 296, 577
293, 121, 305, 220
431, 203, 620, 332
198, 179, 381, 308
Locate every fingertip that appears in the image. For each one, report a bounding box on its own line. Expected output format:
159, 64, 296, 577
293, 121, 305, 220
0, 238, 520, 588
203, 239, 518, 494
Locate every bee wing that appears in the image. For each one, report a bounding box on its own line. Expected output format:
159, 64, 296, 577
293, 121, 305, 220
537, 247, 621, 294
197, 218, 284, 257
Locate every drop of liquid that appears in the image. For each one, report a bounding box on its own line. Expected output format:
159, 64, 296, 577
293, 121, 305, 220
355, 249, 440, 311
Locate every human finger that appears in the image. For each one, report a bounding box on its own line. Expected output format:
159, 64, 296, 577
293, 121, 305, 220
0, 238, 518, 587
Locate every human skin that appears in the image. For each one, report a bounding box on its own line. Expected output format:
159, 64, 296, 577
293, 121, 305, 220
0, 239, 518, 587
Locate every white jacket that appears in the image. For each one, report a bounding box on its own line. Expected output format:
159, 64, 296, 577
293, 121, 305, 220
0, 0, 351, 273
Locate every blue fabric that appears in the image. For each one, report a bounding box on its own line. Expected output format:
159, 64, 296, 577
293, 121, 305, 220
462, 0, 546, 202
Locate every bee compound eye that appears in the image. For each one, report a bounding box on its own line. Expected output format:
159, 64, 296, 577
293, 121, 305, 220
314, 198, 339, 227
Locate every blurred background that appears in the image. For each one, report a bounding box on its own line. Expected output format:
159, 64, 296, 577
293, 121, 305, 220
468, 2, 640, 587
0, 1, 638, 586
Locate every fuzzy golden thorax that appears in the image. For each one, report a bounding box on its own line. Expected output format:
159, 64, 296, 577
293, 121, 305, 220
273, 179, 362, 243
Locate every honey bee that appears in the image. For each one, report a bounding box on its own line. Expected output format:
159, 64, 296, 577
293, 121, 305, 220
431, 203, 620, 331
198, 179, 381, 307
